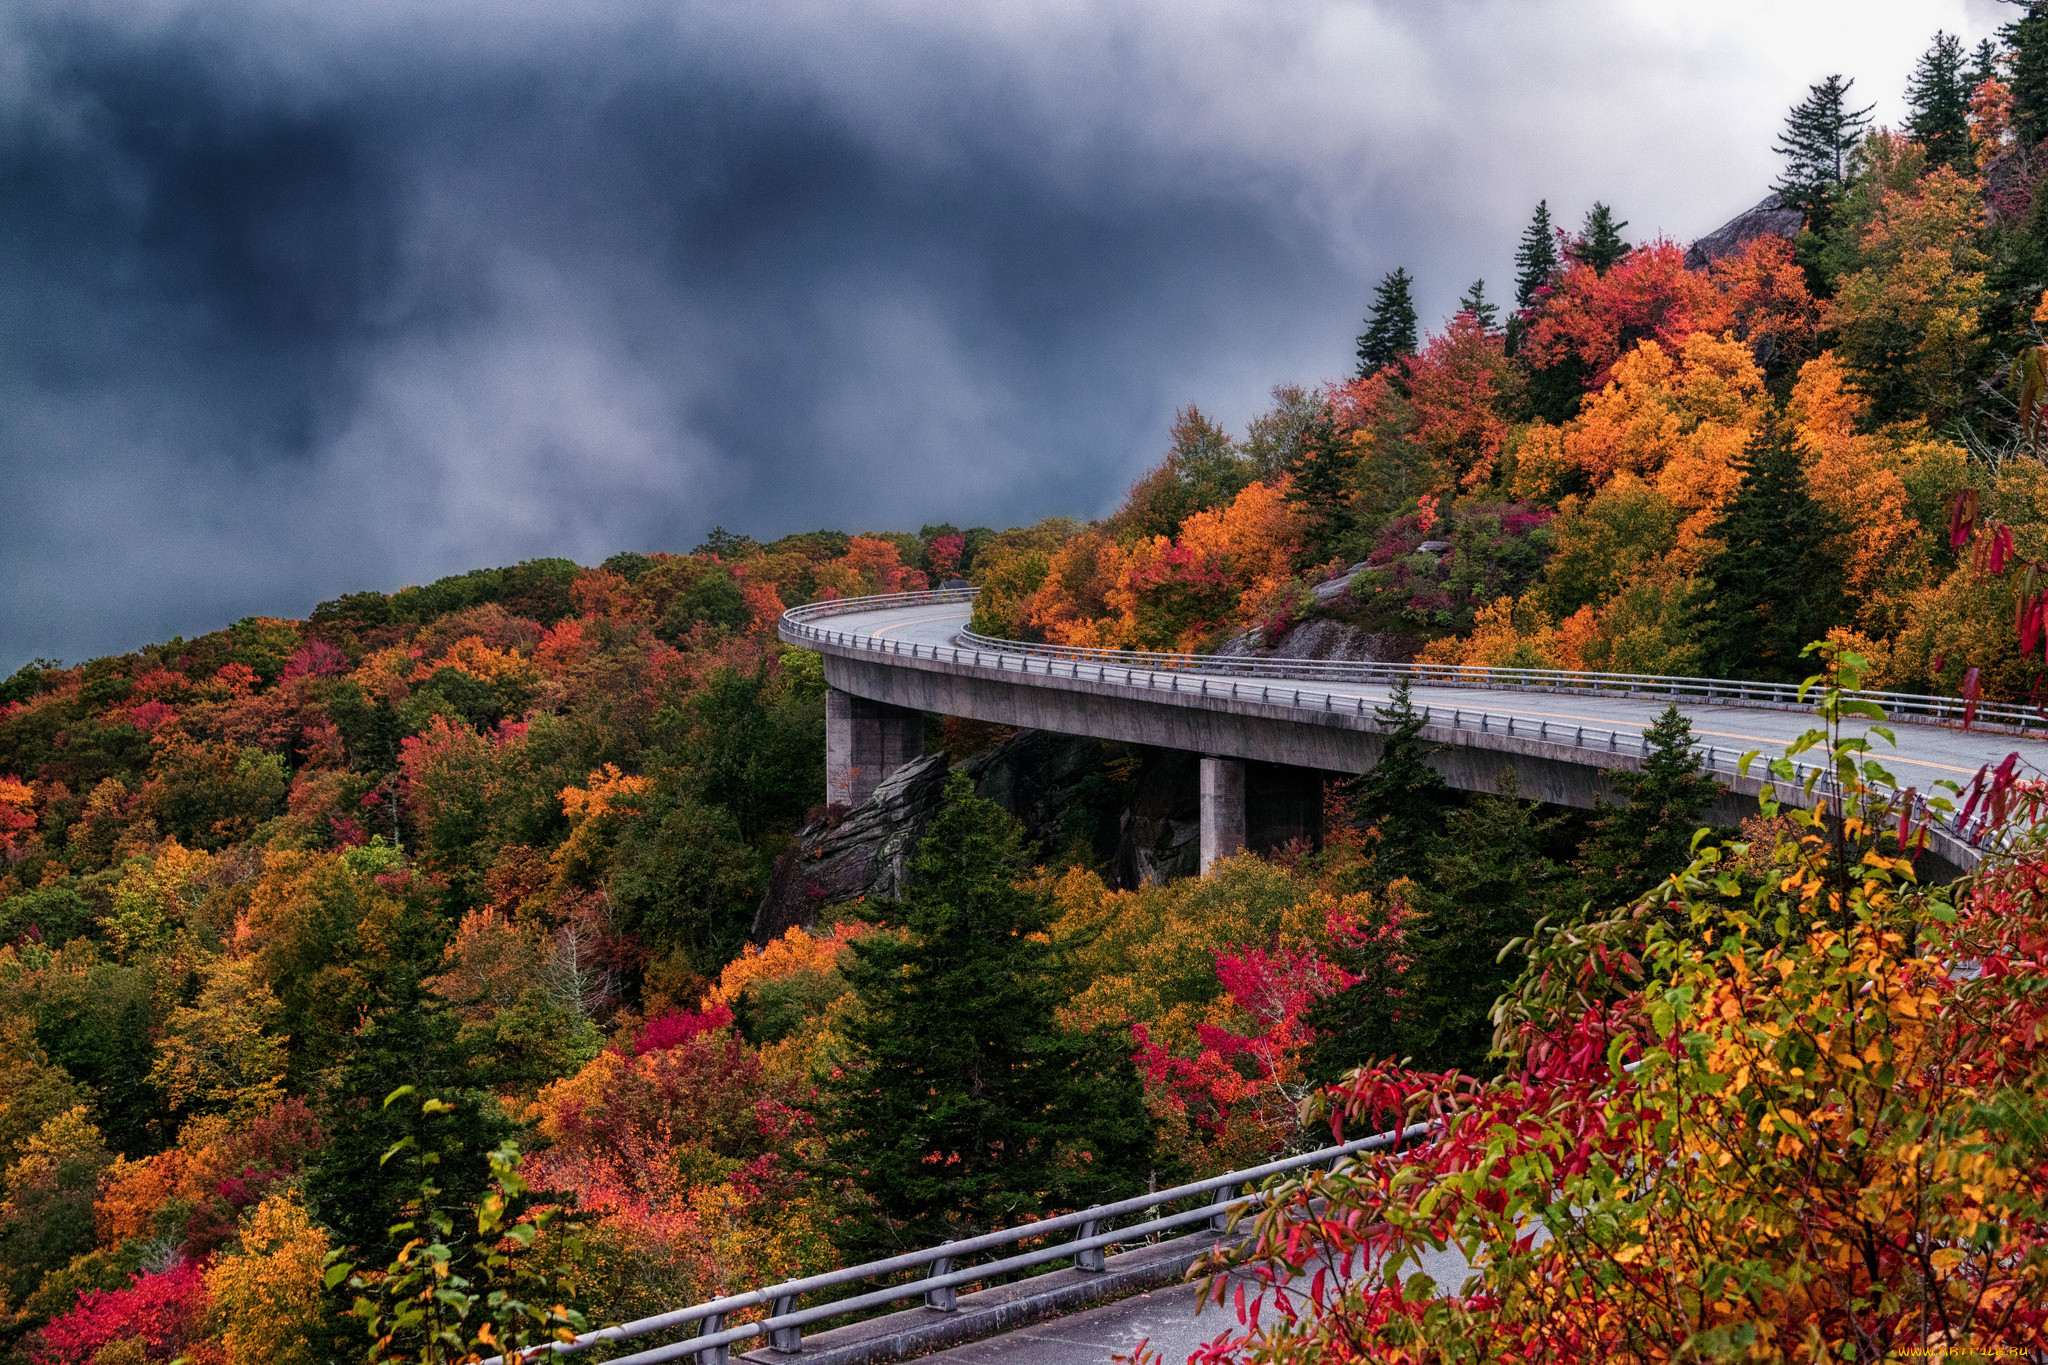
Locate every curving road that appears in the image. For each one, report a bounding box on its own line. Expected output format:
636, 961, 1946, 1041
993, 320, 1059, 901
785, 594, 2048, 872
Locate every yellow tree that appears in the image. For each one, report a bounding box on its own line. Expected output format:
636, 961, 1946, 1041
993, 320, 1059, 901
148, 956, 288, 1116
1829, 158, 1988, 423
204, 1190, 330, 1365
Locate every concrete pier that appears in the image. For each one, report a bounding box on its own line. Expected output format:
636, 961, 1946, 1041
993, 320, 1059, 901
826, 688, 925, 809
1200, 755, 1247, 874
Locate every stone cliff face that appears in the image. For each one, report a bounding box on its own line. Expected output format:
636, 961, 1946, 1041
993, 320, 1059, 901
751, 752, 951, 941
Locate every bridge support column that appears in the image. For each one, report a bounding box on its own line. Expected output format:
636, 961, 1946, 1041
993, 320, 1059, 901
1200, 756, 1246, 875
826, 688, 925, 810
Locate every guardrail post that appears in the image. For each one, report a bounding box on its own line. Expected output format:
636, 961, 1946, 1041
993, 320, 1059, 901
1074, 1205, 1107, 1272
767, 1295, 801, 1353
1208, 1183, 1239, 1233
924, 1245, 959, 1312
695, 1311, 729, 1364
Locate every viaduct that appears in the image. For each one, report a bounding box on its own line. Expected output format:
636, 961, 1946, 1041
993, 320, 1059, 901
785, 589, 2048, 879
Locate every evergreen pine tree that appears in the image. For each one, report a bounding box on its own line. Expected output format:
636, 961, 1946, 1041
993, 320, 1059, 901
1513, 200, 1560, 310
1510, 201, 1579, 413
1309, 770, 1556, 1081
1282, 401, 1361, 562
1773, 75, 1876, 227
1457, 278, 1499, 329
1567, 202, 1630, 275
304, 982, 517, 1268
1347, 675, 1454, 889
1907, 31, 1975, 172
1697, 416, 1847, 683
1970, 37, 2002, 93
823, 774, 1150, 1256
1354, 267, 1419, 378
2004, 2, 2048, 145
1562, 704, 1724, 920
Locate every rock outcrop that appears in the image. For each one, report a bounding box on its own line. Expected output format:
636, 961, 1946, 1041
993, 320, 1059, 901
1684, 192, 1804, 269
1218, 617, 1412, 664
752, 752, 950, 941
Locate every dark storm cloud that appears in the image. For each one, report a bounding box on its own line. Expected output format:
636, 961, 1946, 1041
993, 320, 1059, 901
0, 0, 2003, 669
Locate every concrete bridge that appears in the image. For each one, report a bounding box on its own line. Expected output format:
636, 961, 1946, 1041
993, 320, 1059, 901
783, 590, 2048, 878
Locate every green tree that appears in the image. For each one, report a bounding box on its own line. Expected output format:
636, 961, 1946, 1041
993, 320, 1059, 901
1110, 405, 1256, 541
1568, 202, 1630, 275
823, 774, 1150, 1256
1238, 384, 1322, 483
606, 783, 761, 969
1457, 278, 1499, 329
1347, 676, 1454, 890
1560, 704, 1723, 921
659, 570, 748, 640
1969, 36, 2001, 93
1697, 417, 1846, 683
0, 1107, 109, 1314
304, 984, 517, 1272
1354, 267, 1419, 379
1282, 403, 1361, 563
1907, 31, 1974, 172
2004, 1, 2048, 145
1773, 75, 1875, 227
1311, 771, 1556, 1080
1512, 201, 1559, 310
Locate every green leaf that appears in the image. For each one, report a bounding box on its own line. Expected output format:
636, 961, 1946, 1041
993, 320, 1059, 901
382, 1084, 417, 1110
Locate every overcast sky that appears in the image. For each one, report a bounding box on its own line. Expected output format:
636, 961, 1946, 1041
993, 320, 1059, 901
0, 0, 2014, 670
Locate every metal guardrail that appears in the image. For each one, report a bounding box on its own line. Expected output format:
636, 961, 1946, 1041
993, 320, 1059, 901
488, 1119, 1435, 1365
778, 591, 2005, 857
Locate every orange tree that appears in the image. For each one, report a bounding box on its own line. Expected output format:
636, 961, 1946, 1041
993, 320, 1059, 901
1170, 644, 2048, 1361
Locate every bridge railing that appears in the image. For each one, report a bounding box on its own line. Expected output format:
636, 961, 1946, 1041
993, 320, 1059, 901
484, 1118, 1436, 1365
778, 589, 2043, 736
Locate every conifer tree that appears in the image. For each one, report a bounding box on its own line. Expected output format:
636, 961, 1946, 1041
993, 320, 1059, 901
1346, 675, 1453, 889
823, 774, 1149, 1256
2003, 1, 2048, 145
1310, 770, 1555, 1080
1567, 203, 1630, 275
1457, 278, 1499, 329
1908, 31, 1975, 172
1562, 703, 1723, 920
304, 983, 517, 1268
1354, 267, 1419, 378
1283, 401, 1361, 561
1971, 37, 2002, 93
1697, 417, 1846, 683
1773, 75, 1875, 227
1513, 200, 1559, 310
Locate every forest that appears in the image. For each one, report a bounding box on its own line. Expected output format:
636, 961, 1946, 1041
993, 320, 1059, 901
2, 14, 2048, 1364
